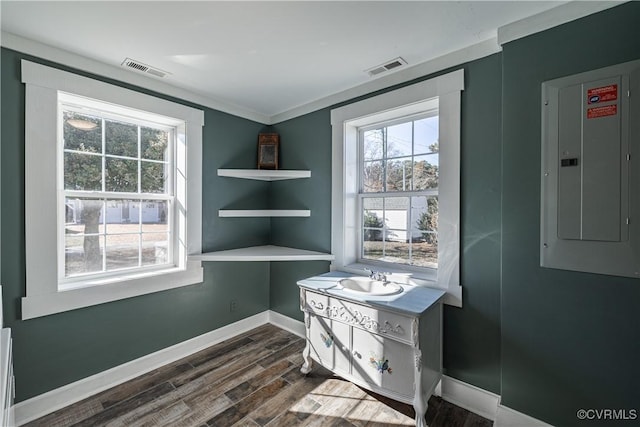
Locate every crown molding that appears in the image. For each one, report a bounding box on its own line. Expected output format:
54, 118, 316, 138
1, 31, 499, 126
0, 31, 271, 124
270, 37, 501, 124
497, 1, 627, 46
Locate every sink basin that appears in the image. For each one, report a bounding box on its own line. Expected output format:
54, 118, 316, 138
338, 277, 402, 296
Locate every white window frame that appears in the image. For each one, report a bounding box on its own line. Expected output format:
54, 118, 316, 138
331, 70, 463, 306
22, 60, 204, 319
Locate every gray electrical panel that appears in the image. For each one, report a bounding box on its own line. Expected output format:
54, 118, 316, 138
541, 59, 640, 278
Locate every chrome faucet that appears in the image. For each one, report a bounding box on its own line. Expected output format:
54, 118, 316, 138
365, 268, 388, 282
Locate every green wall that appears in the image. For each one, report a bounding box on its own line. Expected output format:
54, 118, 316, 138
501, 3, 640, 425
1, 48, 271, 401
268, 109, 333, 320
268, 54, 504, 394
447, 53, 502, 393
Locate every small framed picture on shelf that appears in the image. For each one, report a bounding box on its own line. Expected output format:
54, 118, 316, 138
257, 133, 279, 169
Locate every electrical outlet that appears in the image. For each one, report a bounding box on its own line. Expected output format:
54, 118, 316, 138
229, 299, 238, 312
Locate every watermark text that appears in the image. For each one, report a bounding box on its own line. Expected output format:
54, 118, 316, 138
577, 409, 637, 421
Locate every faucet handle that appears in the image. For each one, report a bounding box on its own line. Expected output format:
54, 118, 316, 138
364, 268, 376, 278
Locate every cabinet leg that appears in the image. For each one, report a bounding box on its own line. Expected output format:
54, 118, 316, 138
413, 383, 428, 426
413, 402, 428, 427
300, 312, 313, 374
413, 346, 427, 426
300, 340, 313, 374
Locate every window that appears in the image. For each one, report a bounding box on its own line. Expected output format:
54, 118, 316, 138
22, 60, 204, 319
331, 70, 463, 306
359, 113, 439, 270
60, 94, 177, 287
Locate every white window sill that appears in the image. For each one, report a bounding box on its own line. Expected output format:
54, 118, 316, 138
59, 266, 190, 291
22, 262, 203, 320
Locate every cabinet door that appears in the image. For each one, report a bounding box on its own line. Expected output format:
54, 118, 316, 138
351, 328, 414, 399
308, 314, 350, 375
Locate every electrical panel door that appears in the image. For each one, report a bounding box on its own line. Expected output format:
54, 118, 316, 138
557, 76, 624, 242
541, 59, 640, 277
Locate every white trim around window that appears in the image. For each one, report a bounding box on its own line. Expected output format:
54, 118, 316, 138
21, 60, 204, 319
331, 70, 463, 306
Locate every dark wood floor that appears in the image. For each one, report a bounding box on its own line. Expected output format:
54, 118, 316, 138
26, 324, 493, 427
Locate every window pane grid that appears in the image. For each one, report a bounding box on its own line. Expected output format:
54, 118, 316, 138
62, 150, 169, 164
62, 104, 174, 280
378, 152, 437, 161
361, 118, 438, 194
360, 195, 438, 268
64, 191, 172, 201
359, 114, 439, 269
102, 118, 106, 193
137, 125, 142, 195
63, 149, 102, 157
359, 189, 438, 197
62, 103, 176, 132
63, 197, 172, 278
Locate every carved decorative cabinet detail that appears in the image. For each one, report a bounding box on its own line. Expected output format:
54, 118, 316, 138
298, 272, 444, 427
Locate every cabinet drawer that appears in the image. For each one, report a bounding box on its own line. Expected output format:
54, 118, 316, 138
303, 290, 415, 345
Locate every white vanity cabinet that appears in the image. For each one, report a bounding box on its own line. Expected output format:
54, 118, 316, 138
298, 272, 445, 427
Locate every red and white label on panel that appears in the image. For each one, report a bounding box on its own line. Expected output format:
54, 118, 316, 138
587, 84, 618, 104
587, 104, 617, 119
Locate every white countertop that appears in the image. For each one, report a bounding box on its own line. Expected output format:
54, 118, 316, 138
297, 271, 445, 316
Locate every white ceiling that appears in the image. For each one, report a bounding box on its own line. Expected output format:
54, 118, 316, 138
0, 1, 612, 122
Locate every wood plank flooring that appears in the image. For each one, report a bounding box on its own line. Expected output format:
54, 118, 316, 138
25, 324, 493, 427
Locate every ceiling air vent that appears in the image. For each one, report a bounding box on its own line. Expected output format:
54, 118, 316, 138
366, 57, 407, 77
121, 58, 170, 78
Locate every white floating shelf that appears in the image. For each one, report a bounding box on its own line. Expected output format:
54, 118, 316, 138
189, 245, 334, 262
218, 169, 311, 181
219, 209, 310, 217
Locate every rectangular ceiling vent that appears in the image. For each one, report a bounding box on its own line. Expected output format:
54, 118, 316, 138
366, 57, 407, 77
121, 58, 170, 78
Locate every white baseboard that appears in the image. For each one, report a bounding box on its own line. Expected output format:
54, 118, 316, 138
14, 310, 551, 427
495, 403, 554, 427
14, 311, 269, 426
267, 310, 305, 338
436, 375, 500, 421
